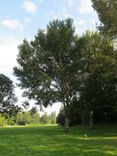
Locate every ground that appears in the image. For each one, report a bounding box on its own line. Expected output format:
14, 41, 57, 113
0, 124, 117, 156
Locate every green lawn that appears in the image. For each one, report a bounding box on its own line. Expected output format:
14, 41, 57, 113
0, 124, 117, 156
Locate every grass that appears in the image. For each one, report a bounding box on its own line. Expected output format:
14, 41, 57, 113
0, 124, 117, 156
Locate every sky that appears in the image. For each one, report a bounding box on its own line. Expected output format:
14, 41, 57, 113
0, 0, 100, 114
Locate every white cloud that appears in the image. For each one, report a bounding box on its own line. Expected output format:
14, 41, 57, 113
1, 19, 23, 30
0, 37, 19, 77
47, 8, 73, 21
78, 0, 94, 14
22, 0, 37, 13
74, 19, 86, 34
1, 17, 33, 31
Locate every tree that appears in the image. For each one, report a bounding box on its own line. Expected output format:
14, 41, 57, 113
29, 107, 40, 123
7, 116, 16, 125
77, 31, 117, 124
92, 0, 117, 37
33, 112, 40, 123
0, 74, 18, 117
24, 111, 32, 124
16, 112, 26, 125
49, 112, 56, 124
14, 18, 79, 132
0, 115, 7, 126
40, 113, 50, 124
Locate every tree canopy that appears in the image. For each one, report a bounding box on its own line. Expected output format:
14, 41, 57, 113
92, 0, 117, 37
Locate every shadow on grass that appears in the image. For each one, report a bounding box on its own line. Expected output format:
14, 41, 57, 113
0, 125, 117, 156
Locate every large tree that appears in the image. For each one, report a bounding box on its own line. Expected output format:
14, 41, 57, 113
78, 31, 117, 124
0, 74, 18, 117
14, 18, 79, 131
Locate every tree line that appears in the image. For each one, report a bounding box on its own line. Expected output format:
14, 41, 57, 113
0, 110, 56, 126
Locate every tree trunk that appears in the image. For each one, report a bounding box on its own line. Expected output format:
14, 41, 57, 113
64, 117, 70, 133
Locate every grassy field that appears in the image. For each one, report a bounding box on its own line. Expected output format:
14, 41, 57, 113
0, 124, 117, 156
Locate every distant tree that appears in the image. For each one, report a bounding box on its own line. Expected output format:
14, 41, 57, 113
24, 111, 32, 124
29, 107, 40, 123
0, 115, 7, 126
40, 113, 50, 124
7, 116, 15, 125
0, 74, 18, 117
14, 18, 79, 132
49, 112, 56, 124
16, 112, 26, 125
33, 112, 40, 123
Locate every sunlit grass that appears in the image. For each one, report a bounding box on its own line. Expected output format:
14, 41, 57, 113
0, 124, 117, 156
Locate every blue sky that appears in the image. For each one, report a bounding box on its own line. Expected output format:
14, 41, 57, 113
0, 0, 99, 113
0, 0, 99, 40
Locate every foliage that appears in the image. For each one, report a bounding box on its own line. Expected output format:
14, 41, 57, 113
29, 107, 40, 123
49, 112, 56, 124
40, 113, 50, 124
0, 74, 19, 117
16, 112, 26, 125
77, 31, 117, 123
0, 110, 57, 126
92, 0, 117, 37
0, 115, 7, 126
7, 116, 16, 125
16, 110, 40, 125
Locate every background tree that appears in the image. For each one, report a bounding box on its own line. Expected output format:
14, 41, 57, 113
14, 18, 79, 132
24, 111, 32, 124
49, 112, 56, 124
77, 31, 117, 124
33, 112, 40, 123
40, 113, 50, 124
29, 107, 40, 123
0, 74, 18, 117
16, 112, 26, 125
0, 115, 7, 126
7, 116, 16, 125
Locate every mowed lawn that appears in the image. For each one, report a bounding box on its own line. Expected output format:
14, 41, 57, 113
0, 124, 117, 156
